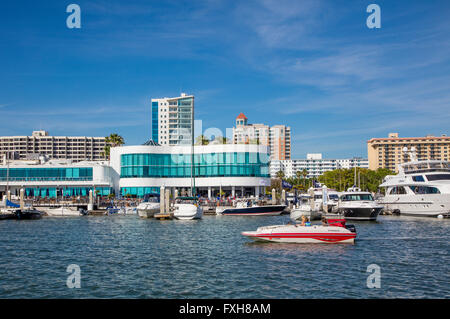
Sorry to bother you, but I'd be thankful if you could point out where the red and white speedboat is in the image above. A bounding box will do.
[242,219,356,244]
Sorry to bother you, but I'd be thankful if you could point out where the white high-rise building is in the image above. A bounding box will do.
[270,153,369,178]
[151,93,194,146]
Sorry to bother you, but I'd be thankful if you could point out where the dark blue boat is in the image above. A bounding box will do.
[219,204,286,216]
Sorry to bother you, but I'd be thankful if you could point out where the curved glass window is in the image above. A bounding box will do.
[120,152,270,178]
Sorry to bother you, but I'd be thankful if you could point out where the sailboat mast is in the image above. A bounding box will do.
[6,153,9,197]
[190,96,195,197]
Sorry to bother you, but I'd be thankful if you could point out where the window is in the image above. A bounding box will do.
[426,174,450,181]
[341,194,374,201]
[389,186,407,195]
[412,175,425,182]
[409,186,440,194]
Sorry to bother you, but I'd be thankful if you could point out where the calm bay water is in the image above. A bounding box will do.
[0,214,448,298]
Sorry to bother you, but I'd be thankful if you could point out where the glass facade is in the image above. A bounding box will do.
[0,167,93,181]
[120,152,270,178]
[21,187,111,198]
[120,187,160,197]
[152,101,159,143]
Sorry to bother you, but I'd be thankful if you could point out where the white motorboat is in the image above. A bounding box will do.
[290,195,322,221]
[137,193,160,218]
[337,187,383,221]
[173,197,203,220]
[45,206,83,217]
[379,147,450,218]
[242,218,356,244]
[216,199,286,216]
[305,186,340,213]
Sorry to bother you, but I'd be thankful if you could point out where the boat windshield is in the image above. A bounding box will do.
[175,197,197,204]
[340,194,374,201]
[143,194,159,203]
[328,194,339,201]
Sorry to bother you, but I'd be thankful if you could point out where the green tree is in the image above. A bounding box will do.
[103,133,125,159]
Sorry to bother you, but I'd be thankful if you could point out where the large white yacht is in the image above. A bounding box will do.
[379,147,450,218]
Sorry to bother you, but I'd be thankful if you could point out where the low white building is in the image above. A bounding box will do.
[270,153,369,179]
[110,143,271,198]
[0,158,115,199]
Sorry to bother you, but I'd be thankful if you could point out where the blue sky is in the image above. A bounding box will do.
[0,0,449,159]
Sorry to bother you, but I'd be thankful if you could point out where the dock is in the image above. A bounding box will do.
[154,212,174,220]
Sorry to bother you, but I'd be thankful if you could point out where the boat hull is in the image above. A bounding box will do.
[46,207,81,217]
[14,210,43,220]
[339,207,383,221]
[242,224,356,244]
[381,198,450,217]
[173,204,203,220]
[220,205,286,216]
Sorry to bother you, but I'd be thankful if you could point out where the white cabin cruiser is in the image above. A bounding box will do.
[173,197,203,220]
[45,206,84,217]
[337,187,383,221]
[379,147,450,218]
[137,193,160,218]
[242,218,356,244]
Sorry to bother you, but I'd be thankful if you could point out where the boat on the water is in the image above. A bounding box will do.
[45,206,84,217]
[216,199,286,216]
[242,218,356,244]
[290,195,322,221]
[137,193,160,218]
[14,208,43,220]
[173,196,203,220]
[337,187,383,221]
[379,147,450,218]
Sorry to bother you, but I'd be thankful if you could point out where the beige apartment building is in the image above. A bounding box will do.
[367,133,450,172]
[0,130,108,164]
[232,113,291,160]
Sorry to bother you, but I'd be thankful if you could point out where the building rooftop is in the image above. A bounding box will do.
[236,113,248,120]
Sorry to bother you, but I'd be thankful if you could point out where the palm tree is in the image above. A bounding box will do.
[213,136,229,144]
[295,170,302,186]
[195,135,209,145]
[301,169,308,187]
[103,133,125,159]
[276,170,285,180]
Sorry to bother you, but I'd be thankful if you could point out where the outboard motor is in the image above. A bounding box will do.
[345,224,357,233]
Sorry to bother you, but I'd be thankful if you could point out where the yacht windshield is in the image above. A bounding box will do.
[328,194,339,201]
[341,194,374,201]
[143,194,159,202]
[426,174,450,181]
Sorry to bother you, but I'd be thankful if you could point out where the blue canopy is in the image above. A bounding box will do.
[6,199,20,208]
